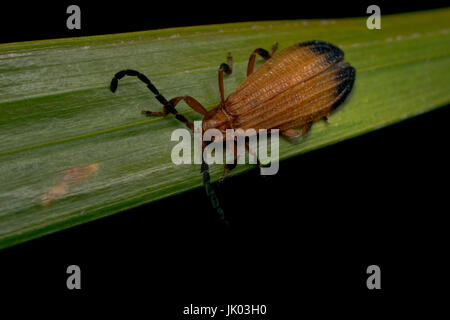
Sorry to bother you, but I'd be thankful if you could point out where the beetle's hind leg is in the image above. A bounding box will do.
[244,141,266,175]
[301,122,313,137]
[247,42,278,76]
[281,129,301,139]
[281,122,313,140]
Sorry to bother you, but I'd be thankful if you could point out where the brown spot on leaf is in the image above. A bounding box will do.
[41,184,68,206]
[42,163,99,206]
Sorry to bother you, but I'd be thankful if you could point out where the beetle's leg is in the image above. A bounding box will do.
[301,122,313,137]
[220,140,265,183]
[281,129,301,139]
[221,139,261,181]
[141,96,207,131]
[218,52,233,104]
[221,52,233,74]
[270,42,279,56]
[141,96,207,130]
[142,95,207,117]
[244,140,260,165]
[244,141,263,170]
[246,42,278,76]
[140,96,208,116]
[220,163,238,183]
[281,123,312,140]
[220,140,238,183]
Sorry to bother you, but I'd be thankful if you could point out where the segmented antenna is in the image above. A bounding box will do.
[201,161,229,226]
[110,69,177,114]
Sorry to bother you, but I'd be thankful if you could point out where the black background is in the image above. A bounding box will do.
[1,1,449,43]
[1,0,448,315]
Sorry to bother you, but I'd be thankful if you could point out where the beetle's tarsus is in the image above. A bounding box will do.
[301,122,313,137]
[219,53,234,102]
[219,168,229,184]
[226,52,233,75]
[270,42,279,56]
[219,52,233,75]
[141,110,166,117]
[281,129,301,138]
[247,43,278,76]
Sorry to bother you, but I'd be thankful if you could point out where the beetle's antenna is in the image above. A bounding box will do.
[110,69,196,128]
[201,160,229,226]
[110,69,172,109]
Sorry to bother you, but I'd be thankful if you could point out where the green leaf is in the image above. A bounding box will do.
[1,9,450,249]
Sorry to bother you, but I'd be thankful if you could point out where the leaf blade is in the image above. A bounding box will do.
[1,8,450,248]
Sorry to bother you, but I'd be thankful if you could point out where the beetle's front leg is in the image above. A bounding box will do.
[218,52,233,103]
[246,42,278,76]
[142,95,208,131]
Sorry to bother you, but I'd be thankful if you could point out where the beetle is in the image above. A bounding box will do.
[110,40,355,222]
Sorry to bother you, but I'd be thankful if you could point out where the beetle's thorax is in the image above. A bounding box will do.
[202,103,234,134]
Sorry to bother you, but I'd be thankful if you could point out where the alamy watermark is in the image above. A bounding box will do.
[366,265,381,290]
[66,5,81,30]
[171,121,280,175]
[366,5,381,30]
[66,265,81,290]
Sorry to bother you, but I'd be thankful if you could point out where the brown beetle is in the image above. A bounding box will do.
[110,40,355,221]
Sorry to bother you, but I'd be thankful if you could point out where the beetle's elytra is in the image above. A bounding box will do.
[110,40,355,221]
[202,40,355,139]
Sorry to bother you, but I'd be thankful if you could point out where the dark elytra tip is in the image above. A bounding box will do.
[297,40,344,64]
[336,65,356,92]
[333,65,356,109]
[336,63,356,80]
